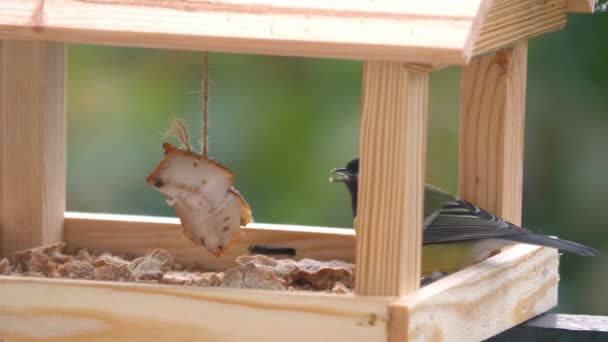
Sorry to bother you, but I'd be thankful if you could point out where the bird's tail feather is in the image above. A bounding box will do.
[505,233,599,256]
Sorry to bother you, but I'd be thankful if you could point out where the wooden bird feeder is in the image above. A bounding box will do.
[0,0,603,341]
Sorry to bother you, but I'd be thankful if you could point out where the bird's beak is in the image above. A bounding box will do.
[329,168,351,183]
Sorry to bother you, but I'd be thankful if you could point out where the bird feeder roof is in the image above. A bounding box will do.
[0,0,576,65]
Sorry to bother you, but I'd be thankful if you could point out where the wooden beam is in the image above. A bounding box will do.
[0,275,391,341]
[0,0,492,65]
[388,244,559,341]
[568,0,597,13]
[0,0,571,65]
[489,313,608,341]
[64,212,355,271]
[451,39,563,341]
[473,0,568,57]
[355,62,428,297]
[0,40,66,260]
[460,40,528,224]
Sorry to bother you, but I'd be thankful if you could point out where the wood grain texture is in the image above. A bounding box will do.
[460,41,528,225]
[473,0,567,57]
[388,244,559,342]
[0,0,570,64]
[0,0,491,65]
[64,212,355,271]
[0,40,66,259]
[356,62,428,297]
[568,0,597,13]
[0,275,391,341]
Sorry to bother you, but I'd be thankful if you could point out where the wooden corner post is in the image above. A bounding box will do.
[355,62,428,297]
[459,39,558,334]
[459,41,528,225]
[0,40,67,259]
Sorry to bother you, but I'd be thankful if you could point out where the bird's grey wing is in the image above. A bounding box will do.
[423,194,524,245]
[422,195,600,256]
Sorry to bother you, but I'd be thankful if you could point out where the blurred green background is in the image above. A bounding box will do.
[66,14,608,315]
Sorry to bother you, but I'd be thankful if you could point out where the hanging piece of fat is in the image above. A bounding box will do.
[146,143,253,257]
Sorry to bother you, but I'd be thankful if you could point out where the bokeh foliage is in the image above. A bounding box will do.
[67,14,608,315]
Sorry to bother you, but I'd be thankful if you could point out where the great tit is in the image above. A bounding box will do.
[330,157,599,277]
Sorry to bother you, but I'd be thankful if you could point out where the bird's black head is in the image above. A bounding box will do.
[330,157,359,217]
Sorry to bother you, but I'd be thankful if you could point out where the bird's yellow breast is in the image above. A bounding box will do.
[421,240,507,277]
[353,218,508,278]
[421,242,476,276]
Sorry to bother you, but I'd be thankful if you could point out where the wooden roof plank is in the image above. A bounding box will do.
[473,0,568,57]
[0,0,489,64]
[0,0,573,65]
[568,0,597,13]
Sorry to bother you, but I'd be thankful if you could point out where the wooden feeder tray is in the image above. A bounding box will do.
[0,0,600,341]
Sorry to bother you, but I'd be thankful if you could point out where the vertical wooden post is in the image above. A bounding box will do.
[0,40,67,259]
[355,62,428,297]
[459,41,527,225]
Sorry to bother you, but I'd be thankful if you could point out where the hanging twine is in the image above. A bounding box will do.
[201,52,210,158]
[163,53,211,154]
